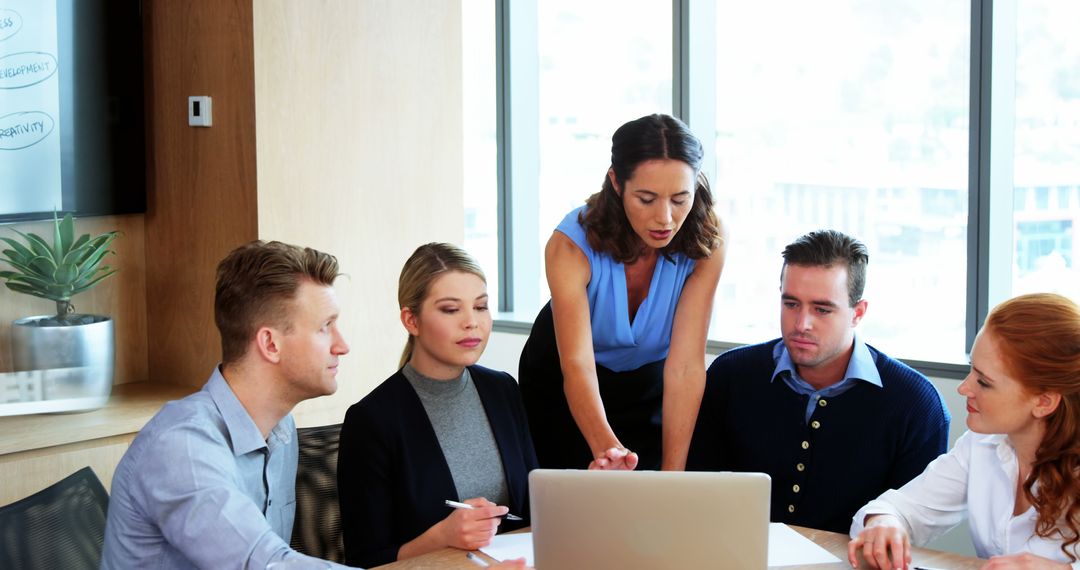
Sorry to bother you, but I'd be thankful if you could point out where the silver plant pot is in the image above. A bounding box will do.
[10,315,114,411]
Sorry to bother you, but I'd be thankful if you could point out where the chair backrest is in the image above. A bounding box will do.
[0,466,110,570]
[290,423,344,562]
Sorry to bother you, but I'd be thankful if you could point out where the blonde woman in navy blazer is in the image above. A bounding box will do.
[337,243,537,569]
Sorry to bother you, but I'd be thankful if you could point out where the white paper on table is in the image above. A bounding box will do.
[768,523,843,566]
[480,532,534,566]
[481,525,840,567]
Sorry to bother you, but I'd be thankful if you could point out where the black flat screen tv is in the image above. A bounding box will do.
[0,0,145,223]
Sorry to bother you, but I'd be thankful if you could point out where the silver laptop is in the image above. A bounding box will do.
[529,469,771,570]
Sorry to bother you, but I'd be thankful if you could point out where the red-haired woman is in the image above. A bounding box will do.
[848,293,1080,569]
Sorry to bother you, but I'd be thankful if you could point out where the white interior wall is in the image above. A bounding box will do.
[253,0,465,426]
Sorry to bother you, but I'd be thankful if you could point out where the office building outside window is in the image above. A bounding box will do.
[1009,1,1080,301]
[710,0,970,363]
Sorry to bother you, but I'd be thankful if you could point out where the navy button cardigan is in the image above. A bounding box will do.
[687,339,950,533]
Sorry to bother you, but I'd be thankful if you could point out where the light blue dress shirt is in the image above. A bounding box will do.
[101,368,347,569]
[771,335,883,423]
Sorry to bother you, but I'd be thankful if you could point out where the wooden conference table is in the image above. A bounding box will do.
[372,525,985,569]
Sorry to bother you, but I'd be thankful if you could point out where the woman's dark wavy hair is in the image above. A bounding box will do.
[581,114,721,263]
[985,293,1080,562]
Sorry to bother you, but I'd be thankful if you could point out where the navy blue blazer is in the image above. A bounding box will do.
[337,365,538,568]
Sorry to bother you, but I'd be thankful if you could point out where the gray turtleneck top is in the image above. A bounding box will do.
[402,364,509,505]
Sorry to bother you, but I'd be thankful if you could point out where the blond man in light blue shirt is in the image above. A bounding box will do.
[102,240,351,569]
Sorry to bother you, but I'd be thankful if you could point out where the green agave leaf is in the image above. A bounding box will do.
[0,238,35,262]
[77,248,114,275]
[52,262,78,285]
[0,273,50,290]
[74,264,114,286]
[71,268,118,295]
[85,232,119,250]
[0,258,48,279]
[4,282,55,301]
[52,212,63,259]
[69,234,90,254]
[58,213,75,255]
[1,249,29,265]
[11,229,53,260]
[5,282,38,294]
[73,234,117,265]
[29,232,58,258]
[4,272,55,289]
[30,255,57,275]
[62,243,98,266]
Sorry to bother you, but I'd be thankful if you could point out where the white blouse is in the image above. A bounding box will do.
[850,431,1080,568]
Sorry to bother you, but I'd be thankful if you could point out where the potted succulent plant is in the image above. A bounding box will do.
[0,212,119,411]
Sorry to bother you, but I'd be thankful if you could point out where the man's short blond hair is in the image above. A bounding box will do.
[214,240,339,364]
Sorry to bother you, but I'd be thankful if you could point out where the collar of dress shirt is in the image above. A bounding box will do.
[986,433,1018,473]
[206,366,292,456]
[770,334,883,390]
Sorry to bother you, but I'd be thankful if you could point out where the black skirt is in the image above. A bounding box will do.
[518,302,664,470]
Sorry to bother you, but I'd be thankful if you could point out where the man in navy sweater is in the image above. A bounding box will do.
[687,229,949,533]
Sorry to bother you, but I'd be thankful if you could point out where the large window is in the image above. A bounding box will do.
[711,0,970,363]
[474,0,673,316]
[463,0,500,303]
[533,0,673,307]
[1009,0,1080,301]
[470,0,1080,367]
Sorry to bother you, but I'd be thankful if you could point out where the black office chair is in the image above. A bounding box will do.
[290,423,345,562]
[0,466,110,570]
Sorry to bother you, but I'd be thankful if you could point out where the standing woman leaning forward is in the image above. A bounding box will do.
[848,293,1080,570]
[519,114,727,471]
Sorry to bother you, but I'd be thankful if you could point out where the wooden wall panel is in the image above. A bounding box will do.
[143,0,258,388]
[0,434,134,505]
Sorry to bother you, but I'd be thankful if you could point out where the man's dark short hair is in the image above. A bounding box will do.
[781,230,868,307]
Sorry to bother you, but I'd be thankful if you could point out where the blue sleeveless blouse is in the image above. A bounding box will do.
[555,206,697,372]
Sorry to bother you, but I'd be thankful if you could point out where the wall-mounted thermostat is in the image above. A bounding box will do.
[188,96,212,127]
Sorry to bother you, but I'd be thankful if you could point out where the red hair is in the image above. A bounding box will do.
[984,293,1080,561]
